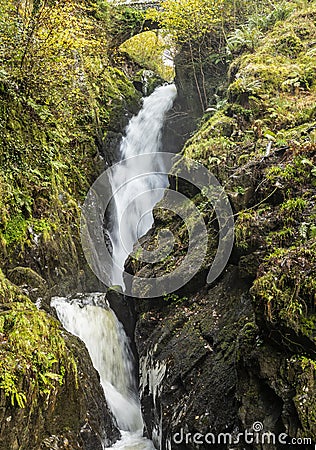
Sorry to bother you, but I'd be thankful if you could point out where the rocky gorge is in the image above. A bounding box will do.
[0,0,315,449]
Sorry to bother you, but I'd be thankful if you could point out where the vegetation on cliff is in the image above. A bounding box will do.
[0,0,141,446]
[127,0,316,446]
[0,269,72,408]
[183,0,316,346]
[185,0,316,441]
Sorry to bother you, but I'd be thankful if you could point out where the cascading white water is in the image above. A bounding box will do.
[52,85,176,449]
[52,294,155,449]
[109,84,177,287]
[52,294,142,432]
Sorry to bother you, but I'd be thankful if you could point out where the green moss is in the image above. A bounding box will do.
[184,4,316,185]
[120,32,175,81]
[280,197,307,214]
[184,111,237,168]
[0,270,76,408]
[265,156,316,193]
[163,293,188,305]
[276,32,304,58]
[235,211,257,250]
[266,226,295,248]
[251,242,316,337]
[3,214,28,246]
[106,4,146,49]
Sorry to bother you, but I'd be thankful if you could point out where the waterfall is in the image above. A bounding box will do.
[109,84,177,287]
[52,294,142,432]
[52,294,156,448]
[52,84,177,449]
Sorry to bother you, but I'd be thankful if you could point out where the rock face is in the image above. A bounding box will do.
[160,42,228,157]
[132,259,302,450]
[132,232,315,449]
[160,53,204,156]
[128,5,316,448]
[135,267,251,450]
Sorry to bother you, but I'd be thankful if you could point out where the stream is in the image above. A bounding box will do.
[52,84,177,449]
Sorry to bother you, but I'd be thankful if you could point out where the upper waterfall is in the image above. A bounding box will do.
[109,84,177,287]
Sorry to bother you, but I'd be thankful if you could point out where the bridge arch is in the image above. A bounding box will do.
[108,2,161,51]
[119,29,174,82]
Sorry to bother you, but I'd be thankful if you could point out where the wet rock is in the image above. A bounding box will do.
[107,287,136,344]
[134,266,252,449]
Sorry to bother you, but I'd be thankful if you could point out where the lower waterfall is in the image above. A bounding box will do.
[52,294,155,449]
[52,84,177,449]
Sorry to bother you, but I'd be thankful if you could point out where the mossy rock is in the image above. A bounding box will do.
[251,242,316,347]
[288,356,316,439]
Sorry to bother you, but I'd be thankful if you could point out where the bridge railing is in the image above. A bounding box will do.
[113,0,162,10]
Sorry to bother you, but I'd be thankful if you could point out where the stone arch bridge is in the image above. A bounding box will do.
[114,0,162,10]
